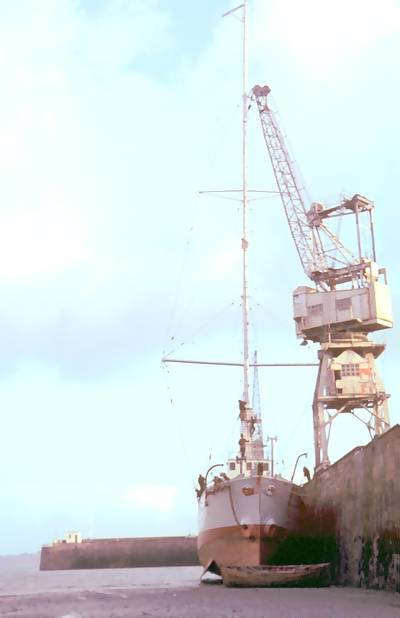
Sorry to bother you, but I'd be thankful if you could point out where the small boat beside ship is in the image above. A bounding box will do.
[220,563,331,588]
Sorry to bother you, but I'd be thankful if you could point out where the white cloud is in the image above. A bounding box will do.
[255,0,400,72]
[0,205,90,279]
[78,1,171,69]
[124,484,178,513]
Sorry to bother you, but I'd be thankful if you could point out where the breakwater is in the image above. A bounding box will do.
[40,535,199,570]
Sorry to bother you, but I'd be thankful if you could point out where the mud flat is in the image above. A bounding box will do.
[0,558,400,617]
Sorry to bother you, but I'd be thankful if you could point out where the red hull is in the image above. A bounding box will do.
[198,524,286,572]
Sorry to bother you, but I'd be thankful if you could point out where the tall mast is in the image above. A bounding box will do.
[221,2,250,403]
[241,0,250,403]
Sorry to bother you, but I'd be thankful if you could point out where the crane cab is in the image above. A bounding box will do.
[293,266,393,342]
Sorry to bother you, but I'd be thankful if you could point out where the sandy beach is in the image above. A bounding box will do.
[0,554,400,617]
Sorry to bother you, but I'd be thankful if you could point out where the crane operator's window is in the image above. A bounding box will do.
[336,297,352,311]
[308,303,323,315]
[341,363,360,377]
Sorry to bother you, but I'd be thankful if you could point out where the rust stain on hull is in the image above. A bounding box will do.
[197,524,287,572]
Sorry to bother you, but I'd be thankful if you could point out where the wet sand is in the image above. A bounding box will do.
[1,555,400,617]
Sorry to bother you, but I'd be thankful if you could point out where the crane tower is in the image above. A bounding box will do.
[252,84,393,472]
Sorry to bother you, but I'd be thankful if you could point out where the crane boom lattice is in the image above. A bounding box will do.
[251,85,373,289]
[251,83,393,471]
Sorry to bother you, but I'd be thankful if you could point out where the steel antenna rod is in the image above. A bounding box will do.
[241,0,250,405]
[222,2,249,404]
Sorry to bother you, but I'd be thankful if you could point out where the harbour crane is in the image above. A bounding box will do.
[251,84,393,471]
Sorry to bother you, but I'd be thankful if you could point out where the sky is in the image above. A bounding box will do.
[0,0,399,554]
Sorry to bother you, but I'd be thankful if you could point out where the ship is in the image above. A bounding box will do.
[192,1,304,576]
[197,397,304,574]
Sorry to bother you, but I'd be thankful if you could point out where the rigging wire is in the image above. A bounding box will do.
[222,415,241,461]
[161,361,197,489]
[163,300,239,359]
[278,402,312,470]
[163,351,245,476]
[205,400,242,469]
[163,215,197,355]
[162,359,237,481]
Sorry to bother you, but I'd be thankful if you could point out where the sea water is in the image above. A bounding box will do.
[0,553,202,596]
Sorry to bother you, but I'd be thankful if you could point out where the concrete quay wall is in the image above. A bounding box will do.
[40,535,199,571]
[303,424,400,591]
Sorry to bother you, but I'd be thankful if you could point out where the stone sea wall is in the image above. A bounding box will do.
[302,424,400,591]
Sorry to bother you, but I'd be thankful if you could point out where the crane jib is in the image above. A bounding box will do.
[251,84,374,288]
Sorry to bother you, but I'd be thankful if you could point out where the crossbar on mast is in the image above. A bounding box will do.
[222,4,244,18]
[162,358,318,367]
